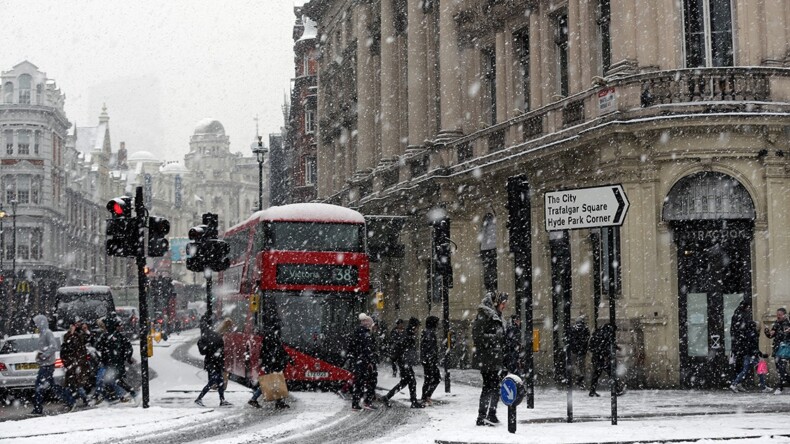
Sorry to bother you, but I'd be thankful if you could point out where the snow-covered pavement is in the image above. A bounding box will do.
[3,331,790,443]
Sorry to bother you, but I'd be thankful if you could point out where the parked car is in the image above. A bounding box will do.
[0,332,66,397]
[116,306,140,339]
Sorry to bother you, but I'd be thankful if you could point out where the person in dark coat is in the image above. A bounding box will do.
[94,314,137,404]
[472,292,507,426]
[195,314,230,407]
[569,315,591,388]
[504,314,524,378]
[588,323,623,397]
[61,320,92,406]
[383,317,424,408]
[421,316,440,405]
[248,320,293,409]
[730,319,760,392]
[765,307,790,393]
[730,300,752,367]
[388,319,404,377]
[348,313,378,410]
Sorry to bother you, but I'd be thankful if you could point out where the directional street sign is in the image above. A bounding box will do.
[501,377,518,406]
[545,184,630,231]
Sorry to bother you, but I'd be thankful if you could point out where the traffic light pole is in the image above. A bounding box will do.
[134,186,151,409]
[205,271,213,320]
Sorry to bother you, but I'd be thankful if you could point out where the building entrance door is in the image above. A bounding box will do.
[674,220,753,388]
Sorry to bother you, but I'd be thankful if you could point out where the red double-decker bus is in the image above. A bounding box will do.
[218,203,369,387]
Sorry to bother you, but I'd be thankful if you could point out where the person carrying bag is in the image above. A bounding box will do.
[249,322,293,409]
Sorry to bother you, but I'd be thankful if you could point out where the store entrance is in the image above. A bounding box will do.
[663,171,756,389]
[673,220,753,388]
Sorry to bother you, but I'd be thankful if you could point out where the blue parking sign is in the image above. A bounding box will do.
[501,377,518,406]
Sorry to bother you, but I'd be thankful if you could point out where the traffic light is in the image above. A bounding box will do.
[148,216,170,257]
[431,217,453,287]
[185,213,230,273]
[186,224,207,272]
[105,196,139,257]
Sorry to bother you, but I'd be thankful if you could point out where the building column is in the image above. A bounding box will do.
[355,3,376,176]
[608,0,638,76]
[378,0,400,167]
[436,0,463,141]
[407,0,429,150]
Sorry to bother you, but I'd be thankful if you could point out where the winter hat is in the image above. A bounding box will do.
[359,313,374,327]
[425,316,439,329]
[494,292,509,305]
[407,317,421,329]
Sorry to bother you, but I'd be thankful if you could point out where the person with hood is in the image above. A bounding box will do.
[61,320,92,406]
[248,319,293,409]
[730,319,760,392]
[569,315,591,388]
[504,314,524,378]
[94,313,137,404]
[347,313,378,410]
[31,314,76,415]
[383,317,424,408]
[421,315,440,405]
[195,314,231,407]
[472,292,507,426]
[588,322,624,397]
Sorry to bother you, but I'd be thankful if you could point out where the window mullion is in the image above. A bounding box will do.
[703,0,713,67]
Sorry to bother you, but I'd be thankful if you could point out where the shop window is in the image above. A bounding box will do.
[684,0,733,67]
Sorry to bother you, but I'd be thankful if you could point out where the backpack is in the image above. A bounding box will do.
[197,336,208,356]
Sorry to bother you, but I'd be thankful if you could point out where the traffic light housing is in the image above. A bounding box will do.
[105,196,139,257]
[431,217,453,287]
[148,216,170,257]
[185,214,230,272]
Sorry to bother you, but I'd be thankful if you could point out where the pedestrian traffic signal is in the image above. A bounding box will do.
[186,224,208,272]
[431,217,453,284]
[106,196,139,257]
[148,216,170,257]
[204,239,230,272]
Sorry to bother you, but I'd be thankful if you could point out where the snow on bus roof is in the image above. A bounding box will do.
[56,285,112,294]
[227,203,365,233]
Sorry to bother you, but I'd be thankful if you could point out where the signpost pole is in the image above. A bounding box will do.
[134,186,151,409]
[608,226,619,426]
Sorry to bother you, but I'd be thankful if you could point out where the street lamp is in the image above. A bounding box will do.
[252,136,268,212]
[10,199,16,290]
[0,203,5,274]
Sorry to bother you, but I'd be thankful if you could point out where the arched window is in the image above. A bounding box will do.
[17,130,30,155]
[3,82,13,104]
[18,74,31,104]
[36,84,43,104]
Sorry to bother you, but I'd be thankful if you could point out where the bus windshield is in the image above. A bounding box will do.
[264,222,364,252]
[55,292,114,328]
[266,291,358,366]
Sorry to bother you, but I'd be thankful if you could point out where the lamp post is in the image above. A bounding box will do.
[0,203,5,275]
[252,136,268,211]
[11,199,16,289]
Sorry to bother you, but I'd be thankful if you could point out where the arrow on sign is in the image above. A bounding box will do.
[544,184,630,231]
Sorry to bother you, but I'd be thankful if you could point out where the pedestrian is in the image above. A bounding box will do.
[348,313,378,411]
[421,315,440,405]
[757,353,772,393]
[588,322,624,397]
[61,320,92,406]
[731,300,752,368]
[764,307,790,394]
[94,313,137,404]
[388,319,404,377]
[195,314,231,407]
[30,314,76,415]
[504,314,524,378]
[730,319,760,392]
[383,317,424,408]
[472,291,508,426]
[248,320,292,409]
[569,315,591,388]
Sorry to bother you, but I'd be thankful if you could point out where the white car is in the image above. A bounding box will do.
[0,331,66,392]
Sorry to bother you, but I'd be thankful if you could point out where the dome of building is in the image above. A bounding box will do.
[194,118,225,136]
[160,161,188,174]
[128,150,158,162]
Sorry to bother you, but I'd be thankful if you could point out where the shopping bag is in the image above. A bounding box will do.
[777,342,790,359]
[259,371,289,401]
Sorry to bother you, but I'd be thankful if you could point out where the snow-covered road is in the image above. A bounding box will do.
[2,329,790,444]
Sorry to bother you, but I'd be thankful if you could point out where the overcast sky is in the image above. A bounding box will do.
[2,0,300,161]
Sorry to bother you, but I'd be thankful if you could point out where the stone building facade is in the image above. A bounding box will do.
[304,0,790,387]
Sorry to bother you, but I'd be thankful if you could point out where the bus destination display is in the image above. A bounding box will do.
[276,264,359,286]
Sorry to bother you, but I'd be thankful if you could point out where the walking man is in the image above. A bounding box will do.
[569,315,591,388]
[421,316,440,405]
[588,323,624,397]
[61,320,92,406]
[30,314,76,415]
[95,314,137,403]
[383,317,424,408]
[249,320,293,409]
[730,319,760,392]
[195,314,231,407]
[765,307,790,394]
[473,292,508,426]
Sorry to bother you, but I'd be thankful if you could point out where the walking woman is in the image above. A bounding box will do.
[383,317,424,408]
